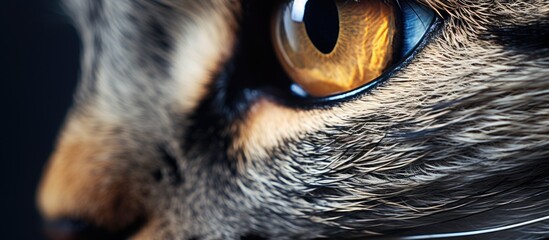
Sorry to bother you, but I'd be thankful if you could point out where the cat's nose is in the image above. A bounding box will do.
[37,118,146,239]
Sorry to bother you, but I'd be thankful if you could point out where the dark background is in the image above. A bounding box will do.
[3,0,80,239]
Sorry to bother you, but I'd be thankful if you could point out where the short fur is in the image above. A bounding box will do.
[38,0,549,239]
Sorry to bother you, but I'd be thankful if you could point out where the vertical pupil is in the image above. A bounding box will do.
[303,0,339,54]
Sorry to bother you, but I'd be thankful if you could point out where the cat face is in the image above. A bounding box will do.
[38,0,549,239]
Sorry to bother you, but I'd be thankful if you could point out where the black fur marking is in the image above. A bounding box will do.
[183,102,238,172]
[149,19,171,53]
[183,99,239,173]
[159,146,184,185]
[483,20,549,54]
[240,234,267,240]
[132,1,175,76]
[152,169,163,182]
[142,17,172,73]
[150,0,174,10]
[87,0,104,24]
[182,0,288,170]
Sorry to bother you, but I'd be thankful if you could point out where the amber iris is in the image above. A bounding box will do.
[272,0,398,97]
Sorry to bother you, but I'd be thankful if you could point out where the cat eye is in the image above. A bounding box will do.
[272,0,437,98]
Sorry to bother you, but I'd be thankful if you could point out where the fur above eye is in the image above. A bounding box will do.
[272,0,436,98]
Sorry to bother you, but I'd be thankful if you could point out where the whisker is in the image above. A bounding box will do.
[399,215,549,240]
